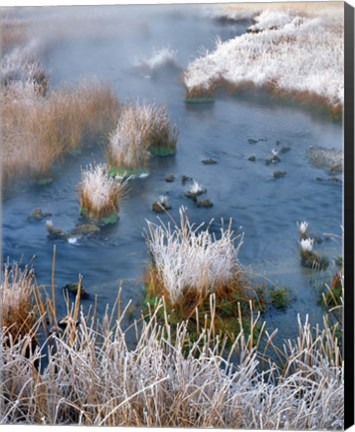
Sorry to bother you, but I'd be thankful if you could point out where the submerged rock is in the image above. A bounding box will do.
[201,158,217,165]
[181,175,192,185]
[248,155,256,162]
[62,282,89,299]
[46,223,70,240]
[195,198,213,208]
[279,146,291,154]
[247,138,258,144]
[152,200,171,213]
[273,170,287,179]
[29,208,52,221]
[71,224,101,236]
[265,154,281,165]
[165,173,175,182]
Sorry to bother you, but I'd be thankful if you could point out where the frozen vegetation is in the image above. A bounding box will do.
[134,47,179,74]
[145,207,243,306]
[0,262,344,428]
[79,163,128,220]
[185,5,343,112]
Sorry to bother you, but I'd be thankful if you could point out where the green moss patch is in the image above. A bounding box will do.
[150,146,176,156]
[36,177,54,186]
[80,207,118,226]
[269,287,289,309]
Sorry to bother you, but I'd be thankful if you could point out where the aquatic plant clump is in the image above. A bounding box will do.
[79,163,128,221]
[0,264,37,341]
[145,207,244,309]
[134,47,179,75]
[108,101,178,174]
[184,6,343,114]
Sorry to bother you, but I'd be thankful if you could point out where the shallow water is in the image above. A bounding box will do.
[3,4,343,345]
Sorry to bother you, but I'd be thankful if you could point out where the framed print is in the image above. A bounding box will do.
[1,0,354,428]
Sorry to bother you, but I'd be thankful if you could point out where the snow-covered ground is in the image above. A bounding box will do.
[185,4,343,110]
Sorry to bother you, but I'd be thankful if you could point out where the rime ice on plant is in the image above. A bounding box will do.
[79,163,128,222]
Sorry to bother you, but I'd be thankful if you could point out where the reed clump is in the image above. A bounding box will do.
[2,80,120,184]
[0,263,37,342]
[144,207,266,336]
[107,101,178,176]
[79,163,128,221]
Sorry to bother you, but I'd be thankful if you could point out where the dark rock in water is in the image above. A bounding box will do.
[196,198,213,208]
[46,224,69,240]
[279,146,291,154]
[71,224,101,236]
[248,155,256,162]
[201,158,217,165]
[247,138,258,144]
[301,250,329,270]
[29,208,52,221]
[273,170,287,179]
[152,200,171,213]
[265,154,281,165]
[62,282,89,299]
[181,175,192,185]
[165,173,175,182]
[276,140,281,146]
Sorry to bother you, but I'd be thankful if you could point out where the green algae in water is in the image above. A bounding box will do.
[36,177,54,186]
[80,206,118,226]
[150,146,176,156]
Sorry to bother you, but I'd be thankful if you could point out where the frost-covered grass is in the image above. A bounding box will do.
[145,207,244,311]
[185,5,343,114]
[0,279,343,428]
[2,80,120,183]
[134,47,179,75]
[108,101,178,171]
[0,263,37,342]
[79,163,128,220]
[185,180,206,199]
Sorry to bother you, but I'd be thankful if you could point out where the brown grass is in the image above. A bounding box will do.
[0,263,37,342]
[186,77,342,120]
[0,19,27,52]
[1,81,120,185]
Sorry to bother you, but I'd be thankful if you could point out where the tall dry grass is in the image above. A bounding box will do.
[0,18,28,53]
[0,263,37,342]
[1,80,120,184]
[108,101,178,172]
[0,278,343,428]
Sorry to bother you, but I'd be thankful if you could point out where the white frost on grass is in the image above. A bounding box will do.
[184,7,343,107]
[300,238,314,252]
[145,206,243,305]
[108,101,177,169]
[134,47,179,73]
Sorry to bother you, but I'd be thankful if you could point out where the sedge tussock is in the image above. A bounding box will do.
[79,163,128,220]
[1,80,120,184]
[108,101,178,170]
[184,6,343,114]
[0,263,37,341]
[0,282,343,428]
[145,206,244,312]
